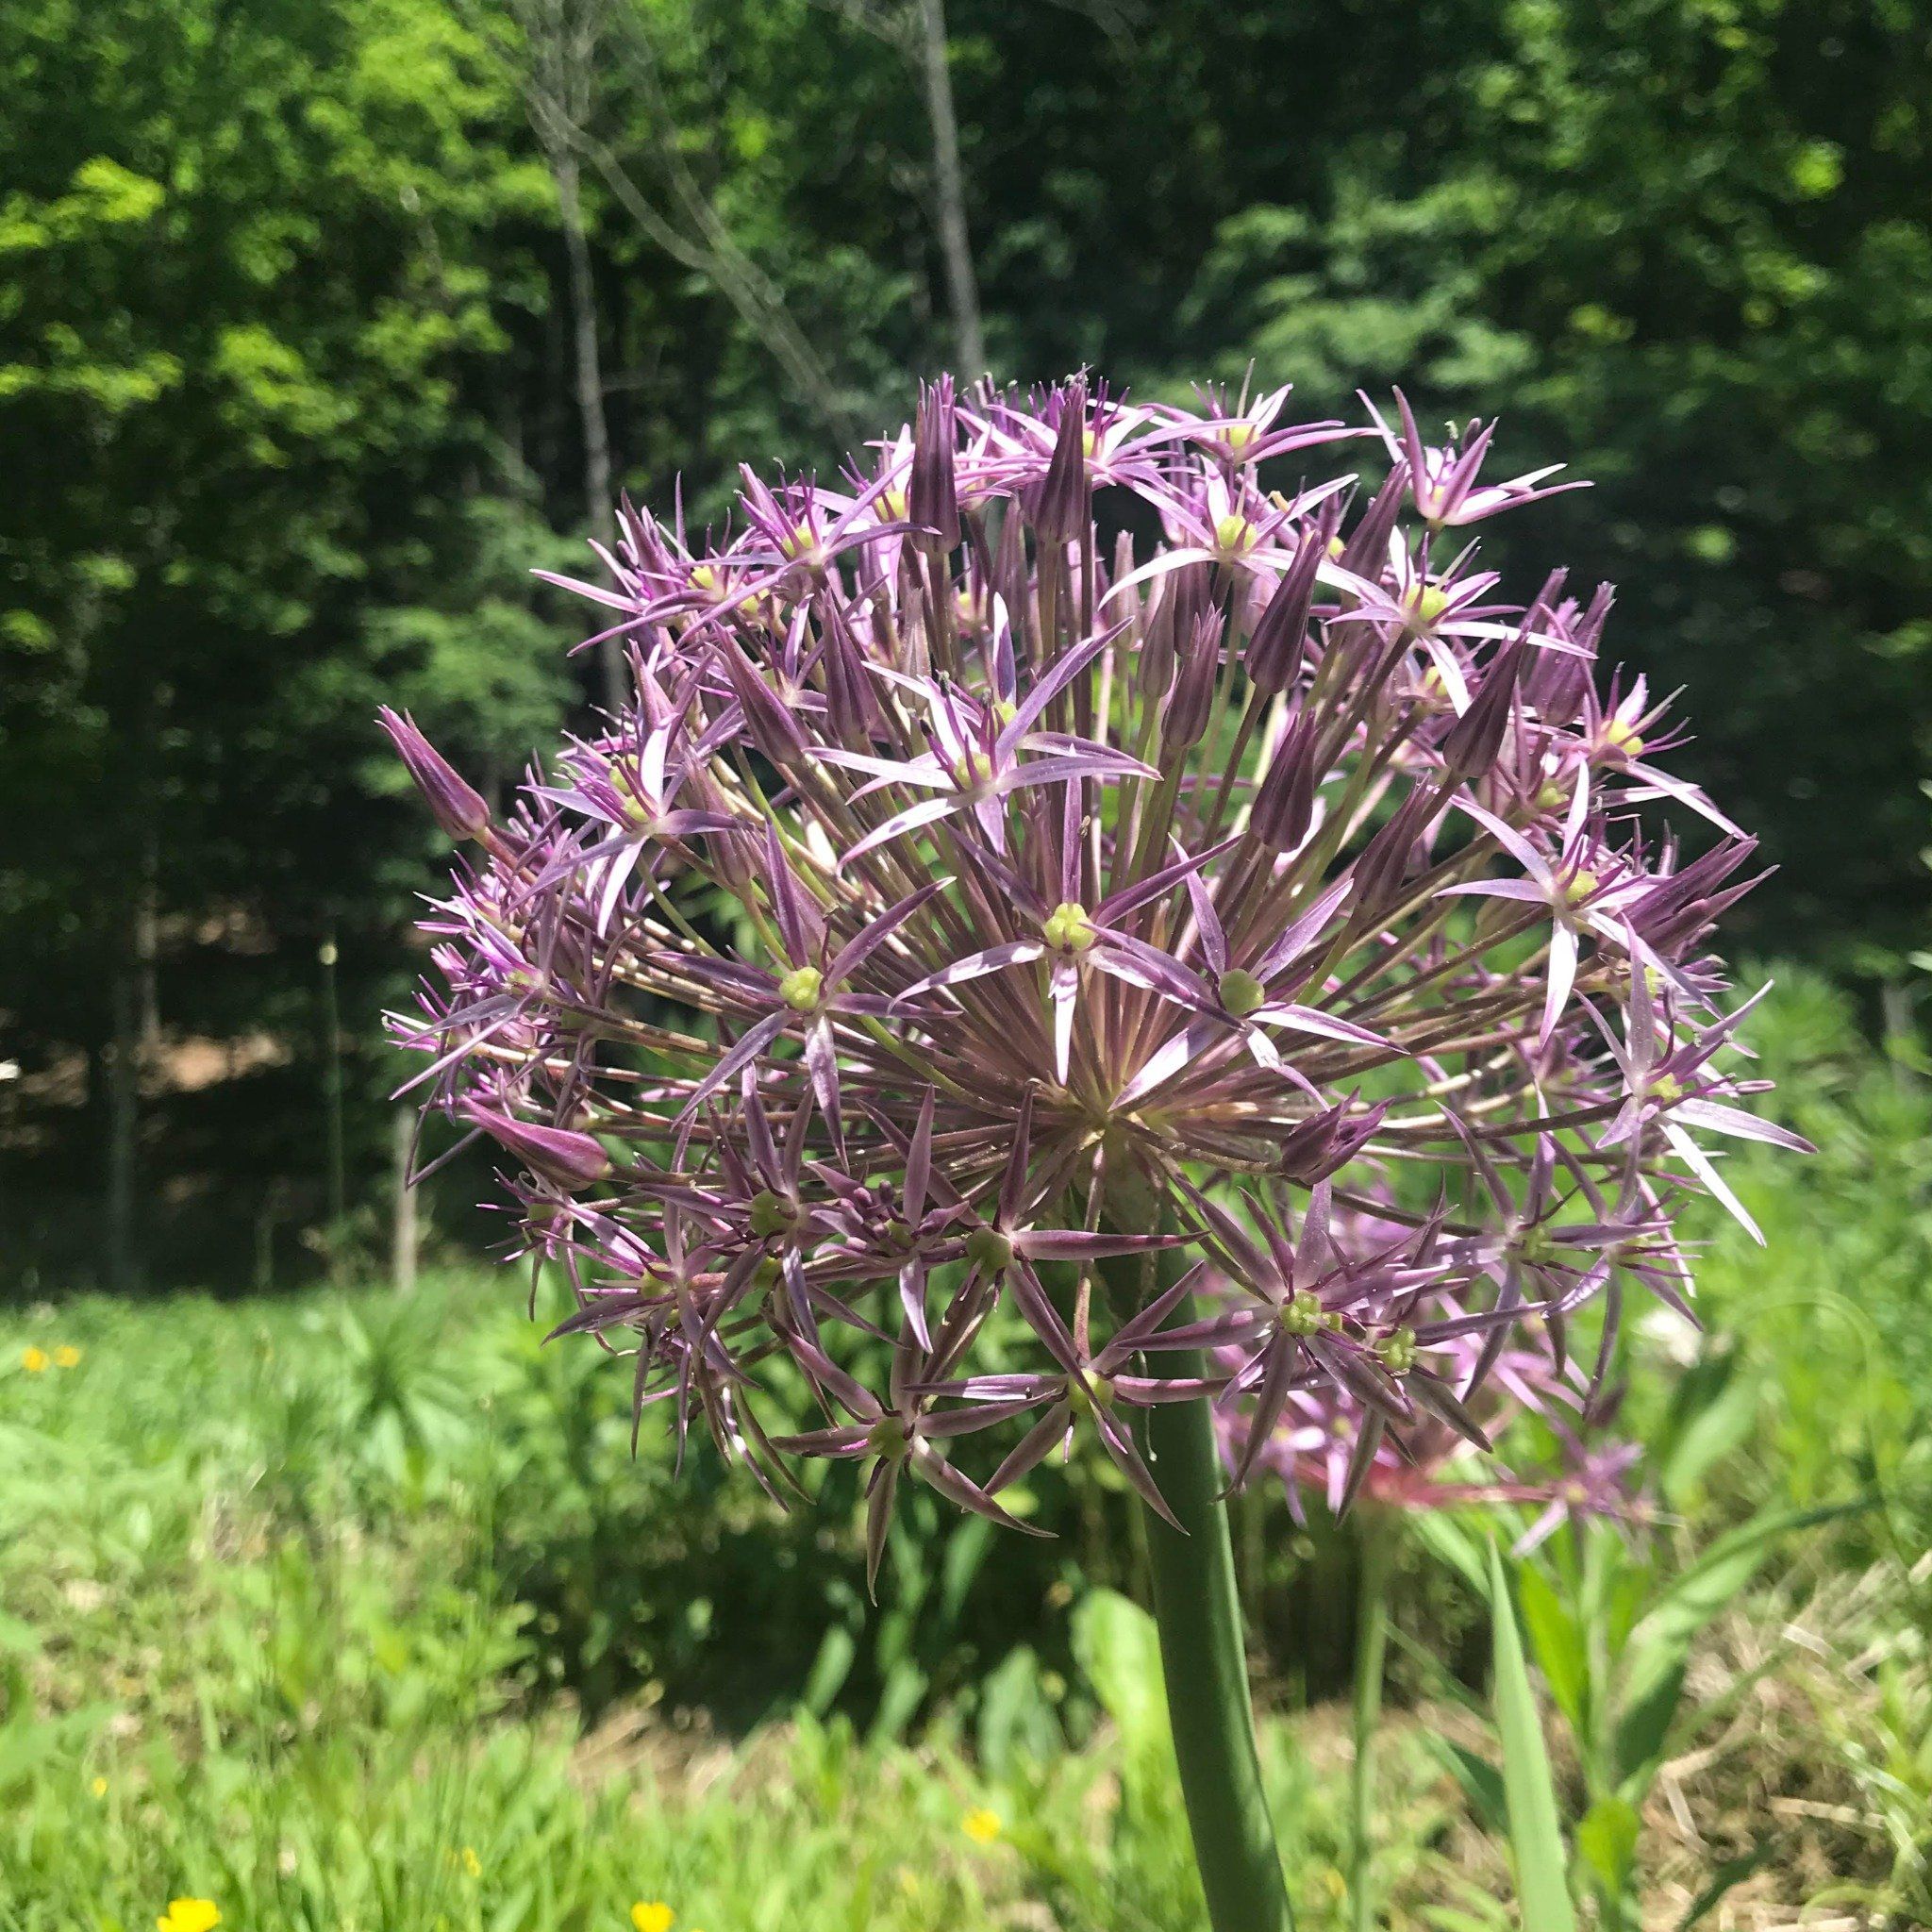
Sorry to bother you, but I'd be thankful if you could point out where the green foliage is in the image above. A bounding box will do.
[0,0,577,1288]
[5,0,1929,1286]
[1149,0,1932,966]
[1404,1483,1875,1927]
[1680,967,1932,1545]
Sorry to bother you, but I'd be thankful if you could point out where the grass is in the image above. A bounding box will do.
[0,1274,1445,1932]
[2,967,1927,1930]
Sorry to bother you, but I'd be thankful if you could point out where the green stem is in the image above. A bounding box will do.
[1104,1250,1293,1932]
[1350,1510,1394,1932]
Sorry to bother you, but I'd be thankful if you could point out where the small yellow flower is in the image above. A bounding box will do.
[21,1346,48,1374]
[460,1847,482,1878]
[54,1344,81,1369]
[157,1901,221,1932]
[962,1807,1002,1845]
[631,1905,675,1932]
[92,1774,108,1799]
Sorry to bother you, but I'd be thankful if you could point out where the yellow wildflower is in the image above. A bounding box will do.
[461,1847,482,1878]
[92,1775,108,1798]
[157,1901,221,1932]
[962,1807,1002,1845]
[54,1344,81,1369]
[631,1906,674,1932]
[21,1346,48,1374]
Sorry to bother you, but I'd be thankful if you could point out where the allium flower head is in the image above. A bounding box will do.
[389,375,1801,1589]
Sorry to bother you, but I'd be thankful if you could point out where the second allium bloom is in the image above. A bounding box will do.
[389,376,1802,1584]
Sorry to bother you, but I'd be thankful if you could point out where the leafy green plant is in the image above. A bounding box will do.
[1413,1474,1866,1927]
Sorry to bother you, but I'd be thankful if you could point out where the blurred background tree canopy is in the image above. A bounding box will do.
[3,0,1927,1293]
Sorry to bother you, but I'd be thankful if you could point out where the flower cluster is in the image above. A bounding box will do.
[386,375,1803,1587]
[1208,1196,1642,1549]
[19,1342,81,1374]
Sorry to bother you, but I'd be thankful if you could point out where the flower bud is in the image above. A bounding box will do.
[1339,464,1408,580]
[1164,609,1224,751]
[379,708,491,842]
[820,598,883,742]
[1277,1097,1390,1184]
[1440,639,1525,782]
[909,376,960,553]
[462,1103,612,1187]
[1250,710,1320,852]
[1244,506,1336,695]
[1353,783,1438,908]
[1032,377,1088,544]
[715,641,808,764]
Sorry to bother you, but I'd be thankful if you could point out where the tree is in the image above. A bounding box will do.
[0,0,568,1286]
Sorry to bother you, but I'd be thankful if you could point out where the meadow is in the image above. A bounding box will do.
[4,968,1928,1932]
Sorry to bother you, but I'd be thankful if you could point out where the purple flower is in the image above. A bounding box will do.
[1365,390,1589,528]
[386,377,1791,1580]
[1213,1196,1644,1541]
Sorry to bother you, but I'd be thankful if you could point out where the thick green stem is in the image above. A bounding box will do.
[1350,1510,1394,1932]
[1141,1377,1295,1932]
[1100,1237,1294,1932]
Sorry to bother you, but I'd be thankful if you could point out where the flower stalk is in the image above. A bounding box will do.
[1134,1275,1297,1931]
[1349,1510,1394,1932]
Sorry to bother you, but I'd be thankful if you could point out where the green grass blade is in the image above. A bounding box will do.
[1487,1541,1575,1932]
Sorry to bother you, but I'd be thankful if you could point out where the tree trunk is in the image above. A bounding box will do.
[914,0,986,377]
[320,928,346,1274]
[106,712,158,1297]
[553,145,625,714]
[135,816,160,1051]
[105,964,141,1295]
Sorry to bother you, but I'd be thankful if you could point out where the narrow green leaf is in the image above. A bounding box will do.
[1488,1541,1576,1932]
[1611,1657,1686,1792]
[1409,1509,1489,1596]
[870,1656,928,1742]
[1425,1867,1518,1931]
[1422,1735,1509,1835]
[800,1622,856,1716]
[1388,1623,1487,1718]
[939,1511,995,1623]
[1657,1362,1759,1505]
[1575,1794,1640,1897]
[1422,1908,1511,1932]
[1515,1563,1589,1738]
[1070,1587,1171,1760]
